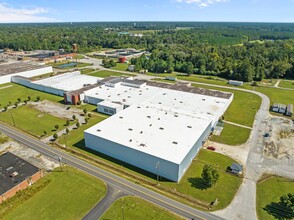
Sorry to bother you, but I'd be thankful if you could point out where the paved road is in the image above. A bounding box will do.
[0,124,223,220]
[83,184,127,220]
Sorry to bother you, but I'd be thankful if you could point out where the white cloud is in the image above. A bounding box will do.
[0,3,59,23]
[176,0,229,8]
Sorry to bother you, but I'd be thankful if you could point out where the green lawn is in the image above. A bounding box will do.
[112,63,129,71]
[162,150,242,211]
[279,80,294,89]
[100,196,184,220]
[193,84,261,127]
[211,123,251,145]
[0,83,63,107]
[1,167,106,220]
[0,106,67,137]
[80,68,94,74]
[58,114,106,148]
[89,70,133,78]
[256,176,294,220]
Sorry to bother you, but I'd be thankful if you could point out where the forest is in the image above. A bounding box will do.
[0,22,294,81]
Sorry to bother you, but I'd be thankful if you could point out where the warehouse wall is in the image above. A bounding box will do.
[178,121,212,180]
[0,66,53,85]
[84,132,180,182]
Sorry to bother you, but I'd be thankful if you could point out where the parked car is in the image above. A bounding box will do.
[207,146,216,151]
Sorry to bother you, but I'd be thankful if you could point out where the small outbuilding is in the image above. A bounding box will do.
[279,104,287,114]
[271,103,280,113]
[286,104,293,117]
[228,80,244,86]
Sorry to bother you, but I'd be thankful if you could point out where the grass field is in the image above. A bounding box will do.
[279,80,294,89]
[100,196,184,220]
[80,68,94,74]
[58,114,106,148]
[193,84,261,127]
[162,150,242,211]
[0,83,63,107]
[89,70,133,78]
[211,123,251,145]
[112,63,129,71]
[1,167,106,220]
[256,176,294,220]
[0,106,67,137]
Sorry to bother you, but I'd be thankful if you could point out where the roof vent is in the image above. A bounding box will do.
[139,143,145,147]
[174,115,178,117]
[187,126,192,128]
[159,127,164,130]
[147,116,151,118]
[158,118,160,120]
[140,131,143,134]
[172,141,178,145]
[129,139,132,142]
[119,116,123,119]
[128,128,133,131]
[149,124,152,127]
[202,99,206,101]
[97,129,101,132]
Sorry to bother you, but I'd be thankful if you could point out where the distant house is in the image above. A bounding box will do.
[228,80,244,86]
[286,104,293,117]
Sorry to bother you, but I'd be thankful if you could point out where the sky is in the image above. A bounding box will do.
[0,0,293,23]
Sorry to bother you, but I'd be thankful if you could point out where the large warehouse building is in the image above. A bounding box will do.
[84,79,233,182]
[0,62,53,84]
[12,71,102,104]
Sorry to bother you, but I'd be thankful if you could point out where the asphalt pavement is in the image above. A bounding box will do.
[0,124,223,220]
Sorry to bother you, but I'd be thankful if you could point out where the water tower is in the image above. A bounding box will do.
[72,44,78,53]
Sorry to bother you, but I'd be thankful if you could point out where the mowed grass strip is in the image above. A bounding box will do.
[256,176,294,220]
[100,196,184,220]
[0,83,63,107]
[0,106,66,137]
[279,80,294,89]
[1,167,106,220]
[112,63,129,71]
[162,150,242,211]
[211,123,251,145]
[89,70,133,78]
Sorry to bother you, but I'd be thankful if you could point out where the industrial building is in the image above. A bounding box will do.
[286,104,293,117]
[228,80,244,86]
[0,152,43,203]
[94,48,145,60]
[12,71,102,104]
[0,62,53,85]
[84,79,233,182]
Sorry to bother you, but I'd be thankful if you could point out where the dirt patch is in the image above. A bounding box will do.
[264,117,294,160]
[29,100,84,120]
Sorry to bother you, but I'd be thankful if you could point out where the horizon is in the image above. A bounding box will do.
[0,0,294,23]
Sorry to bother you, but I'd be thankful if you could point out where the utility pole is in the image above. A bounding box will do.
[58,156,63,171]
[64,133,67,148]
[156,161,160,185]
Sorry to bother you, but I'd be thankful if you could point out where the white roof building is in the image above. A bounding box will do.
[84,80,233,182]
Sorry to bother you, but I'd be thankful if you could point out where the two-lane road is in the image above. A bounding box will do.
[0,124,223,220]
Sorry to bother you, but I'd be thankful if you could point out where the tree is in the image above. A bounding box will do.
[3,106,8,111]
[54,125,59,130]
[24,100,28,105]
[72,115,76,120]
[85,118,88,124]
[14,102,18,108]
[83,108,88,115]
[76,122,80,128]
[36,96,41,102]
[53,133,58,139]
[27,96,31,101]
[17,98,22,102]
[43,130,47,136]
[201,164,219,187]
[87,113,92,118]
[280,193,294,214]
[65,119,70,126]
[65,128,69,134]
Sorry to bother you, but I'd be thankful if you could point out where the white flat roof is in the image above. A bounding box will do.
[34,71,102,92]
[85,87,232,164]
[98,100,123,109]
[84,83,162,106]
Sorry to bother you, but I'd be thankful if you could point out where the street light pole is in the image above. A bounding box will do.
[9,111,16,127]
[156,161,160,185]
